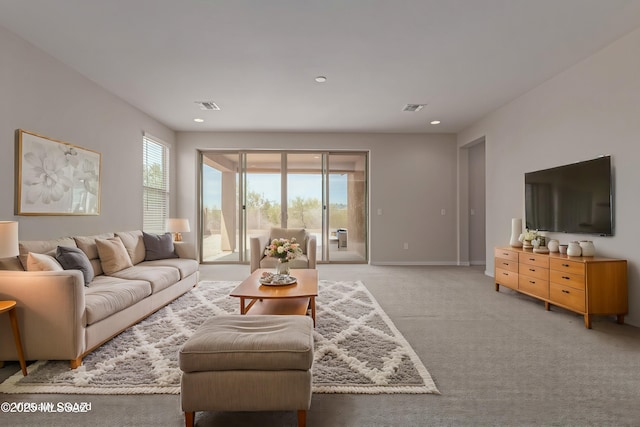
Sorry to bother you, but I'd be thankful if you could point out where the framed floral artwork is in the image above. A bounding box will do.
[16,129,101,215]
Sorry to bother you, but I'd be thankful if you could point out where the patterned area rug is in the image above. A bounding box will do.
[0,280,439,395]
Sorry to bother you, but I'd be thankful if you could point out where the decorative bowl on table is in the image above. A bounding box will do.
[259,272,297,286]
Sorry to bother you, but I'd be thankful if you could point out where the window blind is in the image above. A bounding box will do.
[143,134,169,234]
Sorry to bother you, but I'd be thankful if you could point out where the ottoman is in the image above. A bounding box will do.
[179,315,314,427]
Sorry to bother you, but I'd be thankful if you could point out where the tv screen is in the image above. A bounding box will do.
[525,156,613,235]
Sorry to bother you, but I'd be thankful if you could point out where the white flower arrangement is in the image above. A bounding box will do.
[519,229,538,242]
[264,237,303,261]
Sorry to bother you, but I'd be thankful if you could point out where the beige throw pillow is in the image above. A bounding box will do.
[96,236,133,275]
[26,252,64,272]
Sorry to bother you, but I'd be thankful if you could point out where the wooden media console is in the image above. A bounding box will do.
[494,247,627,329]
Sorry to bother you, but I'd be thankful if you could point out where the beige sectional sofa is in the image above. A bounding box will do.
[0,230,199,369]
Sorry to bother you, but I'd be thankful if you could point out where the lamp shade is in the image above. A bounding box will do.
[166,218,190,233]
[0,221,19,258]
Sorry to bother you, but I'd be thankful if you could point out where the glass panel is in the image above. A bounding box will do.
[245,153,282,259]
[286,153,323,254]
[201,153,240,262]
[328,153,367,262]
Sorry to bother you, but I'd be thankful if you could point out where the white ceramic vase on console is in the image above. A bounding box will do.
[509,218,523,248]
[547,239,560,253]
[579,240,596,256]
[567,241,582,256]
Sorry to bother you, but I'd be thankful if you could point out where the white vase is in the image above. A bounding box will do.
[509,218,523,248]
[579,241,595,257]
[567,241,582,257]
[547,239,559,252]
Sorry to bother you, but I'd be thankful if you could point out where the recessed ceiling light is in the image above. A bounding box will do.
[315,76,327,83]
[193,118,204,123]
[430,120,441,125]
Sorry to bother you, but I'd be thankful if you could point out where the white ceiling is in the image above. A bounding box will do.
[2,0,640,133]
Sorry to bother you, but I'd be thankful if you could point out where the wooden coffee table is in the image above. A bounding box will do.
[230,269,318,326]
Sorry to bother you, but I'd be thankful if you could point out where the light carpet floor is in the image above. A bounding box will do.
[0,280,438,395]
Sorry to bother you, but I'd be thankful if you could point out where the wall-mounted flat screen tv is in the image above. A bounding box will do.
[525,156,613,235]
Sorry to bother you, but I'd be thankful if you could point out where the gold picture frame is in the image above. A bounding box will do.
[16,129,101,215]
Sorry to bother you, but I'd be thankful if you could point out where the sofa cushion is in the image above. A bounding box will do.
[74,233,115,276]
[26,252,64,271]
[84,276,152,325]
[0,256,23,271]
[142,232,178,261]
[115,230,146,265]
[96,236,133,275]
[109,265,180,293]
[139,258,199,280]
[18,237,77,270]
[56,246,94,285]
[74,233,115,260]
[269,228,308,254]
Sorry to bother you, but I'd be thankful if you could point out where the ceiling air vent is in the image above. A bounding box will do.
[402,104,426,112]
[195,101,220,111]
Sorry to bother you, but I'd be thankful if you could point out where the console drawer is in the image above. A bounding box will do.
[495,258,518,273]
[519,264,547,281]
[518,276,549,299]
[550,269,585,291]
[495,248,518,262]
[550,282,585,312]
[495,268,518,290]
[550,258,585,275]
[519,252,549,268]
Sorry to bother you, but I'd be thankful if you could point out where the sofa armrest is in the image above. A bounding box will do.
[250,234,271,273]
[174,241,196,260]
[306,234,317,269]
[0,270,86,362]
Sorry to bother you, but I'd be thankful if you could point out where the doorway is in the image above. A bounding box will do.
[468,141,486,266]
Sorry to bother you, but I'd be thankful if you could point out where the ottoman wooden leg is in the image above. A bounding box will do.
[297,409,306,427]
[185,411,194,427]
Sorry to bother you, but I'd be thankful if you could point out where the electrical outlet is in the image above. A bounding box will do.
[441,209,446,215]
[403,242,409,250]
[377,208,383,215]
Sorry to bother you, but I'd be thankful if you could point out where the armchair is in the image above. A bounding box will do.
[250,228,317,273]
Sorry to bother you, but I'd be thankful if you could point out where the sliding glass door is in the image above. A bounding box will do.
[327,153,367,262]
[201,153,240,262]
[200,150,367,264]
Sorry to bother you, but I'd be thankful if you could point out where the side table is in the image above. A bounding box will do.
[0,300,28,376]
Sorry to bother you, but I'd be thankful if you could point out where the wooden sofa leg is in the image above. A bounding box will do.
[297,410,306,427]
[70,357,82,369]
[185,411,195,427]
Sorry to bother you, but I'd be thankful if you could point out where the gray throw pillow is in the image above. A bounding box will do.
[142,232,178,261]
[56,246,94,285]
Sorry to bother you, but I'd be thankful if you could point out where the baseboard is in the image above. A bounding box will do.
[371,261,463,266]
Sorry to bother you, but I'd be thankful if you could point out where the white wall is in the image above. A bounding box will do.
[458,27,640,327]
[175,132,459,264]
[0,25,175,240]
